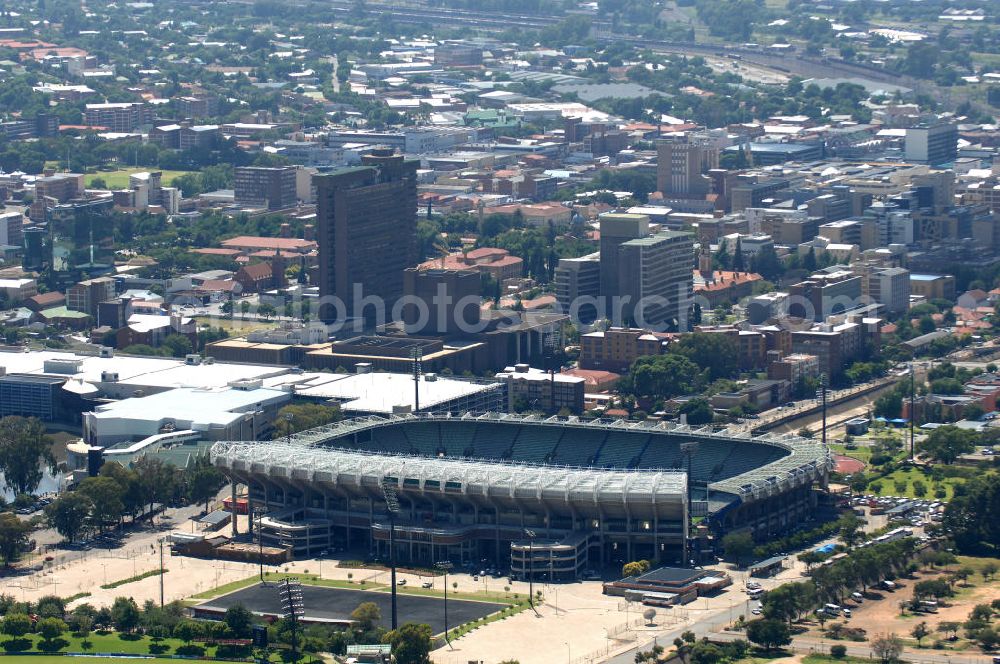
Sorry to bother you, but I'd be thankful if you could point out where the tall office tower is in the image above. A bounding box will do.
[401,267,481,335]
[616,230,694,330]
[234,166,298,210]
[48,197,115,287]
[656,139,718,198]
[315,150,418,323]
[599,213,649,297]
[554,252,601,322]
[904,123,958,166]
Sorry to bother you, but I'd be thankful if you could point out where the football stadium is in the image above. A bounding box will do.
[211,413,831,577]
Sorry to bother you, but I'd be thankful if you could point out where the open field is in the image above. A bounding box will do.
[2,632,201,656]
[84,168,192,189]
[804,560,1000,653]
[868,466,966,501]
[0,658,186,664]
[830,444,873,465]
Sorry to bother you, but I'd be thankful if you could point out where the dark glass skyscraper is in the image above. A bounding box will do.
[48,197,115,287]
[315,150,418,324]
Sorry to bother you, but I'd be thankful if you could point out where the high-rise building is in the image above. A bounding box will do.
[434,41,484,67]
[67,277,116,317]
[554,252,600,322]
[787,269,863,322]
[656,140,718,198]
[48,197,115,286]
[616,230,694,329]
[0,211,23,249]
[865,266,910,314]
[234,166,298,210]
[315,150,418,323]
[31,174,84,222]
[599,213,649,297]
[84,103,149,132]
[905,123,958,166]
[401,268,481,335]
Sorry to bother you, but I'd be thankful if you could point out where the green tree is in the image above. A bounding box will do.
[627,354,703,399]
[258,303,277,320]
[162,334,194,358]
[273,403,343,439]
[351,601,381,631]
[622,560,652,577]
[2,612,32,637]
[78,476,125,532]
[919,425,976,464]
[36,595,66,619]
[111,597,141,633]
[45,492,93,543]
[173,620,201,643]
[188,461,223,513]
[0,512,32,566]
[224,604,254,638]
[911,621,929,647]
[839,513,864,547]
[385,622,433,664]
[746,619,791,652]
[0,415,56,495]
[37,616,67,642]
[670,333,739,381]
[871,633,903,664]
[680,398,714,425]
[721,531,754,565]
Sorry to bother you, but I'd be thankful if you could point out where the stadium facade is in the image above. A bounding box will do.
[212,413,831,576]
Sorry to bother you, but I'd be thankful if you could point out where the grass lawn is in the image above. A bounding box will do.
[0,633,313,663]
[84,168,192,189]
[955,555,1000,578]
[803,656,872,664]
[190,571,376,599]
[4,632,195,656]
[0,658,182,664]
[830,443,873,465]
[866,466,962,501]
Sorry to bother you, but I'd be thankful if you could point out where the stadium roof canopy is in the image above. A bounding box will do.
[213,412,830,502]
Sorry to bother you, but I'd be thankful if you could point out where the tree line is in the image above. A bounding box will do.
[44,456,224,544]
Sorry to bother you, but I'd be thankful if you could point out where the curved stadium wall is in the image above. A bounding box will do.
[212,412,831,574]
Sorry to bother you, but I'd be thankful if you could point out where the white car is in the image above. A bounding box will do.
[751,608,762,615]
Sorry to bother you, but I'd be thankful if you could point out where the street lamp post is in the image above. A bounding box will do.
[436,560,453,647]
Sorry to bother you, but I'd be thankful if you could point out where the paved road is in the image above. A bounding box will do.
[710,631,996,664]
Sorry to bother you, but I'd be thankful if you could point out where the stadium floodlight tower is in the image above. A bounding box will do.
[524,528,537,612]
[679,442,698,566]
[278,578,304,661]
[436,560,454,647]
[381,476,400,631]
[411,346,423,412]
[817,373,829,448]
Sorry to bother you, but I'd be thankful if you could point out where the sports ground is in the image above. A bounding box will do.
[194,583,505,634]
